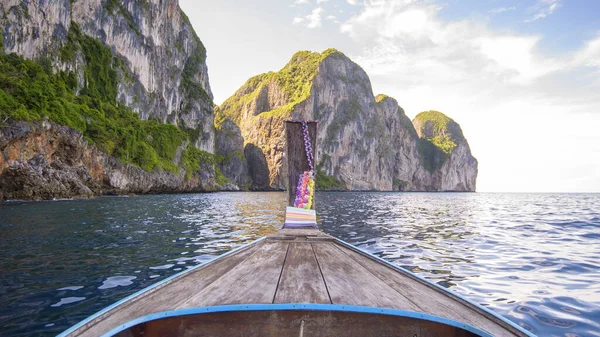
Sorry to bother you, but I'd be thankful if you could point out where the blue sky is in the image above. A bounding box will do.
[180,0,600,192]
[439,0,600,53]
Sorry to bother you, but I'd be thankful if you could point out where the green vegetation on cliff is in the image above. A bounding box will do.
[219,48,344,123]
[181,28,211,113]
[0,24,211,178]
[413,110,462,155]
[316,170,346,190]
[182,144,225,184]
[413,110,465,172]
[393,178,409,191]
[104,0,142,37]
[375,94,390,103]
[315,155,346,190]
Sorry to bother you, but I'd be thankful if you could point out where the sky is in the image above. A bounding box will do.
[179,0,600,193]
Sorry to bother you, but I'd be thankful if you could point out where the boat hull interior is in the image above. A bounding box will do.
[115,309,485,337]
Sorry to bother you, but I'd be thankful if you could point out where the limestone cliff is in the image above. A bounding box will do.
[0,121,215,201]
[0,0,221,200]
[412,111,478,191]
[1,0,213,149]
[214,106,251,189]
[217,49,478,191]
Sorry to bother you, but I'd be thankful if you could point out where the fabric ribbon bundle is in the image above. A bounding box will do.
[293,121,315,210]
[294,171,315,209]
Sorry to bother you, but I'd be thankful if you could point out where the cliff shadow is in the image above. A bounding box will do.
[244,143,270,190]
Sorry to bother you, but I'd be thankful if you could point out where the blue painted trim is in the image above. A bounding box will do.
[56,237,267,337]
[334,238,538,337]
[99,303,494,337]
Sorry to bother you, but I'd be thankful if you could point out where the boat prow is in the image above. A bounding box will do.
[59,121,534,336]
[59,229,534,337]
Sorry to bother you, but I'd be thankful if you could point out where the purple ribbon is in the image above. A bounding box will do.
[301,121,314,172]
[293,122,315,208]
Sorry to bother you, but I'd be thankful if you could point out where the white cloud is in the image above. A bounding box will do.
[347,0,359,5]
[306,7,324,28]
[180,0,600,192]
[479,35,563,83]
[339,0,600,192]
[325,14,340,24]
[341,1,560,84]
[317,0,329,3]
[572,35,600,69]
[488,6,516,14]
[525,0,561,23]
[295,0,310,4]
[292,7,324,28]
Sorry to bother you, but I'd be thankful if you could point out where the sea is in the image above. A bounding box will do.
[0,192,599,337]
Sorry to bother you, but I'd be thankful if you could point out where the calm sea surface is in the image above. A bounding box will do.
[1,192,599,337]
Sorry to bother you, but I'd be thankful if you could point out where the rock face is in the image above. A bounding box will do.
[0,0,221,200]
[217,49,478,191]
[1,0,213,150]
[412,111,478,191]
[0,121,215,201]
[214,106,252,189]
[0,1,477,200]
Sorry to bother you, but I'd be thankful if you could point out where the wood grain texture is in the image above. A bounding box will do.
[180,241,289,307]
[274,243,331,304]
[270,228,326,238]
[285,121,317,208]
[312,242,420,310]
[66,228,527,337]
[336,242,524,337]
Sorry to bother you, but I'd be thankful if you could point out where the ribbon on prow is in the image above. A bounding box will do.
[284,120,318,228]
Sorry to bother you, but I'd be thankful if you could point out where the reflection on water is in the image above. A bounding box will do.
[0,192,599,337]
[318,192,600,337]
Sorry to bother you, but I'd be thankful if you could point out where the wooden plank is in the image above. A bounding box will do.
[70,241,263,337]
[181,241,289,307]
[312,242,421,310]
[285,121,317,208]
[272,228,327,238]
[274,242,331,304]
[268,228,332,241]
[335,242,523,337]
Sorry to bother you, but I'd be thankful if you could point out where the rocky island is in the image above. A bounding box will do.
[0,0,477,201]
[216,49,478,192]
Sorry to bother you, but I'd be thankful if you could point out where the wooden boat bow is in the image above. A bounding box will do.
[58,228,533,337]
[58,121,534,337]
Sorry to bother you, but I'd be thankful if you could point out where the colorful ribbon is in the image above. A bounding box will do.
[293,121,315,209]
[302,121,314,172]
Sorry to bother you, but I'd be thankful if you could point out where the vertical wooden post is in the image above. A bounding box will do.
[285,120,318,209]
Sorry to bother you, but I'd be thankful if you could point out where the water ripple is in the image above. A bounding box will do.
[98,276,136,290]
[318,192,600,337]
[0,192,598,336]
